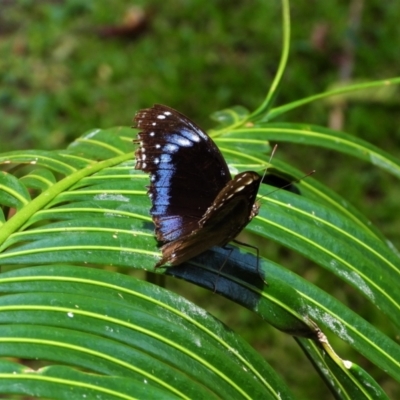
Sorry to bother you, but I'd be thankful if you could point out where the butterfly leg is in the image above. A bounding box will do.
[232,239,268,286]
[208,246,235,293]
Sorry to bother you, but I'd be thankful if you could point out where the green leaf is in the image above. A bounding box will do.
[67,128,133,158]
[296,337,390,400]
[267,159,387,242]
[252,184,400,328]
[0,150,91,174]
[19,168,57,192]
[0,265,293,400]
[265,77,400,121]
[246,122,400,179]
[268,261,400,384]
[0,171,31,210]
[168,251,400,383]
[0,125,398,398]
[0,360,177,399]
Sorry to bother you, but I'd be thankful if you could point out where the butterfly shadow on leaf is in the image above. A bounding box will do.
[165,246,265,309]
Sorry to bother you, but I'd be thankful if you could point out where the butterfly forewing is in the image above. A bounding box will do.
[134,104,231,242]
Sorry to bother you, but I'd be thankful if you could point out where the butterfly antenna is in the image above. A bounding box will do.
[258,170,316,203]
[259,144,316,201]
[259,144,278,185]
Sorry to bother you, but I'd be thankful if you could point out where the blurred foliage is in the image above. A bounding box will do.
[2,1,399,150]
[1,0,400,398]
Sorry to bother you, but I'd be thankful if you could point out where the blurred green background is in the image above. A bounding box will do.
[1,0,400,398]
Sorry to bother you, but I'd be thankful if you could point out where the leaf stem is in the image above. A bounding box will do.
[0,153,133,248]
[248,0,291,120]
[267,77,400,121]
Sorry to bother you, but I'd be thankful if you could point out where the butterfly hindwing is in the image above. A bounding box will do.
[157,171,261,267]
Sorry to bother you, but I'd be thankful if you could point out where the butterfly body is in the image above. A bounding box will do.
[134,104,261,268]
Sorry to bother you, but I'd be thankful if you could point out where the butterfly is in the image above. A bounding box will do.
[133,104,262,268]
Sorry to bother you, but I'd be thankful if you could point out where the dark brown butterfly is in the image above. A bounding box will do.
[133,104,261,268]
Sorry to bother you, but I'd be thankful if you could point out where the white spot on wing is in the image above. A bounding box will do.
[169,134,192,147]
[160,153,172,163]
[180,128,200,142]
[164,143,179,153]
[157,114,166,119]
[188,122,208,140]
